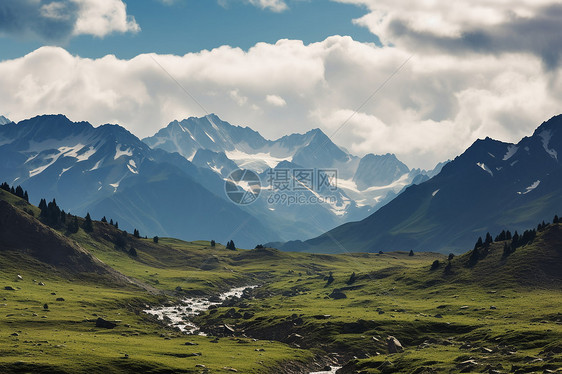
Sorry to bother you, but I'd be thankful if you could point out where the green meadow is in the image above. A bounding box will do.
[1,189,561,373]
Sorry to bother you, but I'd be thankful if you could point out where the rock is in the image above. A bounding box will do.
[243,312,254,320]
[16,275,23,281]
[222,368,238,372]
[38,282,45,286]
[223,324,235,335]
[10,333,19,336]
[457,359,479,372]
[490,306,497,309]
[329,289,347,299]
[313,314,332,320]
[460,306,469,310]
[4,286,15,291]
[184,341,198,346]
[95,318,117,329]
[255,348,265,352]
[386,336,404,353]
[56,298,65,302]
[195,364,206,368]
[434,314,443,318]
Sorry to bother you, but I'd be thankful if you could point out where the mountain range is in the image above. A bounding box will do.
[276,115,562,253]
[0,113,433,248]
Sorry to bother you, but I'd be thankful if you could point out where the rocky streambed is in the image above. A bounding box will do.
[144,285,258,334]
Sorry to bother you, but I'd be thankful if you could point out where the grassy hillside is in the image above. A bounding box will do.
[1,189,561,373]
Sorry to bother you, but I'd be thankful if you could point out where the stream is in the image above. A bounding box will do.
[144,285,257,334]
[144,285,341,373]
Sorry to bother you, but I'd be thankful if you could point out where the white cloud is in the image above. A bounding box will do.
[219,0,288,12]
[72,0,140,37]
[265,94,287,107]
[0,0,139,42]
[0,37,560,169]
[333,0,562,68]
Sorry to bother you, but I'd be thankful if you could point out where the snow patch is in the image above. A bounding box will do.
[477,163,493,176]
[226,150,291,173]
[59,167,72,177]
[88,159,103,172]
[539,130,558,161]
[204,131,215,142]
[29,153,63,177]
[503,145,519,161]
[114,145,133,160]
[518,180,540,195]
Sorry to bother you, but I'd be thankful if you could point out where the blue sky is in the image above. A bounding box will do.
[0,0,377,60]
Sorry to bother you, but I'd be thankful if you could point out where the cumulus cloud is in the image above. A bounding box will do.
[1,37,560,169]
[219,0,288,12]
[0,0,139,42]
[333,0,562,69]
[265,94,287,107]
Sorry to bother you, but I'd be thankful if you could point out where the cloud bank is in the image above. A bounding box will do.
[1,37,560,169]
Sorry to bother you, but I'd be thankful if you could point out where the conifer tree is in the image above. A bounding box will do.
[83,213,93,232]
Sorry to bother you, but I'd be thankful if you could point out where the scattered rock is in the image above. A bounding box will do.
[490,306,497,310]
[56,298,65,302]
[434,314,443,318]
[386,336,404,353]
[329,289,347,299]
[4,286,15,291]
[38,282,45,286]
[10,333,19,337]
[195,364,206,368]
[95,318,117,329]
[184,341,198,346]
[223,324,235,335]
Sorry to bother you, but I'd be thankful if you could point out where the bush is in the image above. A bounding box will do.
[430,260,440,270]
[153,236,159,243]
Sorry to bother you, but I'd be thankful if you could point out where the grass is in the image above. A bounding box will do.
[1,191,561,373]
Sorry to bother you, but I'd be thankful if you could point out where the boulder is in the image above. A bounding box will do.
[329,289,347,299]
[387,336,404,353]
[95,318,117,329]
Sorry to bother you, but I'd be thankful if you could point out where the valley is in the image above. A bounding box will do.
[1,189,560,373]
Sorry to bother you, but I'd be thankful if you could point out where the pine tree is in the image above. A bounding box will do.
[153,236,159,243]
[347,272,357,285]
[474,237,483,250]
[101,216,107,223]
[133,229,140,238]
[15,185,24,199]
[129,247,137,257]
[485,232,493,245]
[68,216,79,234]
[115,221,119,229]
[554,215,560,224]
[83,213,93,232]
[23,191,29,202]
[109,218,114,226]
[430,260,440,270]
[408,249,414,256]
[210,240,215,247]
[39,198,47,211]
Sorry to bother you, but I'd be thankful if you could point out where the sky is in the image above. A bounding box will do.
[0,0,561,169]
